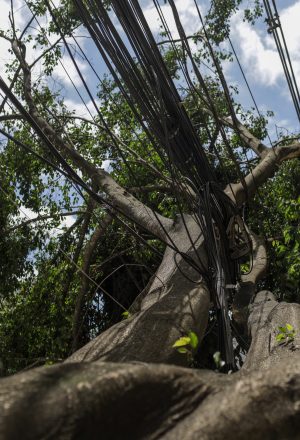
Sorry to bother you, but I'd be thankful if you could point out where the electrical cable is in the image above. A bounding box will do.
[263,0,300,123]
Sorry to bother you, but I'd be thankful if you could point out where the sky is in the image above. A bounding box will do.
[0,0,300,222]
[1,0,300,135]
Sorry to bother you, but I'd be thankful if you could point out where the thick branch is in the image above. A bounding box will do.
[202,107,268,158]
[61,115,196,199]
[222,115,269,158]
[0,352,300,439]
[128,185,175,194]
[68,215,209,367]
[226,142,300,205]
[244,290,300,372]
[0,114,23,122]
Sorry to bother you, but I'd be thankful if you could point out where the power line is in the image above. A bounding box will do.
[263,0,300,124]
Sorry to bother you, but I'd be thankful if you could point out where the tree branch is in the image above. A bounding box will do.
[29,36,63,69]
[6,210,83,233]
[61,115,196,198]
[60,198,96,303]
[223,115,269,158]
[202,107,269,158]
[0,114,23,123]
[226,142,300,205]
[128,185,175,194]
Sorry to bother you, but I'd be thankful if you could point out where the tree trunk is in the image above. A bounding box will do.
[68,214,210,366]
[1,217,300,439]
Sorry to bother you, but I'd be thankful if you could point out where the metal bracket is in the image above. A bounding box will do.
[265,16,280,34]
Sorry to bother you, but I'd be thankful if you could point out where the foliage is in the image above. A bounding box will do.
[248,160,300,300]
[121,311,131,320]
[213,351,225,370]
[173,331,199,364]
[275,323,296,344]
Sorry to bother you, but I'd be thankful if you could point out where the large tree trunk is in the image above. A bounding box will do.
[1,221,300,439]
[68,214,210,367]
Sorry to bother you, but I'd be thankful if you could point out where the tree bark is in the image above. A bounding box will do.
[68,214,209,366]
[0,283,299,439]
[1,213,300,439]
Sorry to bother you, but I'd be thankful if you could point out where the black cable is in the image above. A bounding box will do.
[263,0,300,123]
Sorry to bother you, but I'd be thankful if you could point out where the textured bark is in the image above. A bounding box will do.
[243,290,300,371]
[68,215,210,366]
[232,231,267,332]
[1,201,299,439]
[0,287,299,440]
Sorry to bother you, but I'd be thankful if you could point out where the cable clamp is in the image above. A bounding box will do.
[265,16,280,34]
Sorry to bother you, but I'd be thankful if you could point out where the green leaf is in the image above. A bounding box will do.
[177,347,188,354]
[172,336,191,348]
[121,311,130,319]
[213,351,225,369]
[285,323,294,332]
[278,326,287,333]
[188,331,199,350]
[213,351,221,365]
[275,333,286,342]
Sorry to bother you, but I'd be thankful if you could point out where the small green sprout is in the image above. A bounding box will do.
[213,351,225,370]
[275,323,296,344]
[121,310,131,320]
[173,331,199,363]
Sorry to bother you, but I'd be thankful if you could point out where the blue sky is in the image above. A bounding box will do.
[1,0,300,141]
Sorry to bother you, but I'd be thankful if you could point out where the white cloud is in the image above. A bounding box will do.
[16,205,76,233]
[64,98,99,118]
[143,0,200,40]
[231,16,282,86]
[59,214,76,229]
[52,53,88,89]
[18,205,36,221]
[231,1,300,87]
[0,0,27,80]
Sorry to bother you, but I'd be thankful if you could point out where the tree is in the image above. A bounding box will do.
[0,0,300,438]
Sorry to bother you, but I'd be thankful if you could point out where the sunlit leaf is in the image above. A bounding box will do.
[177,347,188,354]
[172,336,191,348]
[188,331,199,350]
